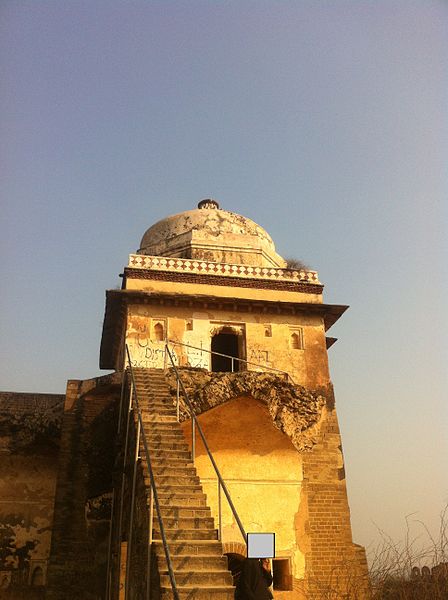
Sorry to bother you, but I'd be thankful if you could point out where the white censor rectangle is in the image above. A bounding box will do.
[247,532,275,558]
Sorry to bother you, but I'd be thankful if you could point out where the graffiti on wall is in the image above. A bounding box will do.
[126,314,178,368]
[127,341,178,369]
[248,347,270,367]
[185,341,210,369]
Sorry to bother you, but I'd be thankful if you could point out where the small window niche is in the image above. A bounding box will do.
[289,327,304,350]
[152,319,166,342]
[31,566,44,587]
[264,324,272,337]
[186,320,193,331]
[272,558,293,591]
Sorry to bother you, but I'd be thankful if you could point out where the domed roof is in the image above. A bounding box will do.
[138,200,286,268]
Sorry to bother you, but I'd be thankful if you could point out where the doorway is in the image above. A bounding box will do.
[211,329,241,372]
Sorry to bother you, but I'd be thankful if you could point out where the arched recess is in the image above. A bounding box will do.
[291,332,300,349]
[222,541,246,557]
[31,566,44,586]
[154,322,164,341]
[222,542,247,585]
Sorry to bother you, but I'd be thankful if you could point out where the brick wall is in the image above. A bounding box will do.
[300,386,370,598]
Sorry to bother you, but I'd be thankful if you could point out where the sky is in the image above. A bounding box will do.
[1,1,447,559]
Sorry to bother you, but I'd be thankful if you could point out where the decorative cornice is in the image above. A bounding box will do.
[125,267,323,294]
[128,254,320,284]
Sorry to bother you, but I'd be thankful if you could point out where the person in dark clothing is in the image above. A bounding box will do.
[235,557,273,600]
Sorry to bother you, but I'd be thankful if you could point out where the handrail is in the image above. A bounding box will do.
[165,344,247,544]
[125,345,180,600]
[168,339,295,384]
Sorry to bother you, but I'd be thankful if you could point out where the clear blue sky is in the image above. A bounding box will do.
[1,1,447,557]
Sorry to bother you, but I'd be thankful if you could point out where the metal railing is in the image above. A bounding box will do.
[167,339,295,384]
[113,345,180,600]
[165,344,247,545]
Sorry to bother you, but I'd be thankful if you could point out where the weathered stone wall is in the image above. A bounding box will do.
[165,369,326,452]
[0,392,64,600]
[161,370,369,599]
[125,303,330,388]
[45,374,121,600]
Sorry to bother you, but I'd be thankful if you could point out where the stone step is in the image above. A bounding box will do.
[135,386,170,393]
[140,407,176,416]
[134,383,169,389]
[150,454,191,464]
[160,585,235,599]
[145,385,171,391]
[146,474,200,487]
[153,540,223,556]
[146,447,190,458]
[134,369,235,598]
[146,440,190,451]
[139,386,171,392]
[157,493,208,507]
[140,405,176,413]
[143,427,183,435]
[144,441,188,452]
[133,370,164,376]
[148,449,192,460]
[153,516,215,531]
[139,400,175,410]
[142,426,184,437]
[156,483,204,495]
[136,383,170,389]
[159,569,233,587]
[142,418,181,426]
[158,506,211,519]
[140,415,178,423]
[142,431,185,442]
[159,555,228,571]
[150,457,194,467]
[157,528,218,541]
[142,390,171,394]
[144,399,175,406]
[151,466,197,478]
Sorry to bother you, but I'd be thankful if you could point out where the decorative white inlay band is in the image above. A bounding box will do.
[127,254,320,284]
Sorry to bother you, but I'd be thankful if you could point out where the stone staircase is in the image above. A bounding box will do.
[133,368,235,599]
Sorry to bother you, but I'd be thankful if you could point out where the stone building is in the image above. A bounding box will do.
[0,200,369,599]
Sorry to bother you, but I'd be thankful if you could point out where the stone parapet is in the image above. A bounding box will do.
[128,254,320,284]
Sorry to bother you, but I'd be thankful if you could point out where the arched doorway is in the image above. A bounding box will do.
[225,552,245,586]
[211,327,242,372]
[31,566,44,587]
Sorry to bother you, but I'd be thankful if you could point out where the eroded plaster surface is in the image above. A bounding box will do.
[125,304,330,388]
[0,393,64,596]
[138,204,287,268]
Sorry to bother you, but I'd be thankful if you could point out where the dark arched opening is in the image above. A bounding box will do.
[225,552,245,586]
[31,566,44,587]
[211,330,240,372]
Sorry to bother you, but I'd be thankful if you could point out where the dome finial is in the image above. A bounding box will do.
[198,199,220,210]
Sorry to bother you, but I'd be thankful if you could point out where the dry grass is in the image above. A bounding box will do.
[301,507,448,599]
[369,506,448,599]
